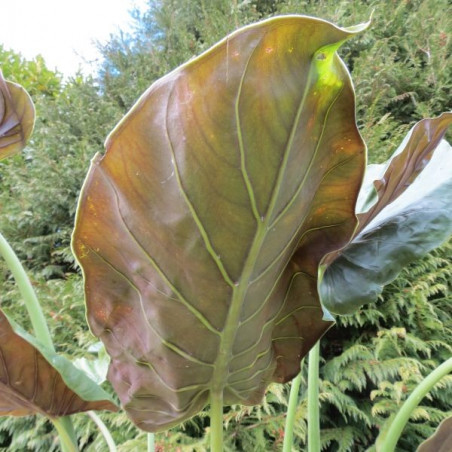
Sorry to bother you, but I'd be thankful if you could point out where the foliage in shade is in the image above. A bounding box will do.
[72,15,368,431]
[0,310,118,417]
[320,113,452,314]
[0,70,34,161]
[417,415,452,452]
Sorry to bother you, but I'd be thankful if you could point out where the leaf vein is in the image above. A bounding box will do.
[275,305,322,327]
[250,219,348,288]
[165,86,236,288]
[236,61,344,334]
[86,244,215,365]
[31,348,38,403]
[269,84,346,228]
[132,388,209,414]
[229,355,273,386]
[232,274,308,360]
[235,38,264,222]
[0,348,10,386]
[97,169,221,336]
[230,348,271,377]
[135,361,209,393]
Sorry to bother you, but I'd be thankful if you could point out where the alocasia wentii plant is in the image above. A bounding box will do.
[72,13,452,441]
[72,15,368,432]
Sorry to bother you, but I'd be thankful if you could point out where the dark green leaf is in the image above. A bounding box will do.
[320,114,452,315]
[73,16,367,431]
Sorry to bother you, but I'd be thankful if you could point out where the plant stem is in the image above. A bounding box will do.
[0,231,54,351]
[379,357,452,452]
[210,391,224,451]
[307,341,321,452]
[147,433,155,452]
[52,417,79,452]
[87,411,117,451]
[283,360,304,452]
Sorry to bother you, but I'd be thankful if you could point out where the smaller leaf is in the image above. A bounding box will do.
[320,114,452,315]
[357,113,452,232]
[0,70,35,160]
[417,415,452,452]
[0,310,118,417]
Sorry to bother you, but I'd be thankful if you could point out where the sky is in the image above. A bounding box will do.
[0,0,148,76]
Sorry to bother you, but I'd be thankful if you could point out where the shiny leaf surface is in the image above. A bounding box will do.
[0,70,35,160]
[356,113,452,231]
[320,114,452,314]
[73,16,367,431]
[0,310,118,417]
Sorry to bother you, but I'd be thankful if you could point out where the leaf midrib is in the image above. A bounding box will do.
[210,52,321,398]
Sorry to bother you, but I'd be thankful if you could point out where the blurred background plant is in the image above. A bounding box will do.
[0,0,450,450]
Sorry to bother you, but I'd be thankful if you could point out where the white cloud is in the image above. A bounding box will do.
[0,0,147,76]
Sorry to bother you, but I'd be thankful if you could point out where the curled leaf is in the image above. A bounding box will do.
[73,15,367,431]
[320,114,452,314]
[0,310,118,417]
[357,113,452,231]
[0,70,35,160]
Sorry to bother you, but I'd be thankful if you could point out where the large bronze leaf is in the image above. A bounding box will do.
[72,16,367,431]
[0,70,35,160]
[0,310,118,417]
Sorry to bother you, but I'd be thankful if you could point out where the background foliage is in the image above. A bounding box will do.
[0,0,450,450]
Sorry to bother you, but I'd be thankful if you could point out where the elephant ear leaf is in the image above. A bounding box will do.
[0,310,118,416]
[417,415,452,452]
[73,16,367,431]
[356,112,452,228]
[320,113,452,315]
[0,70,35,160]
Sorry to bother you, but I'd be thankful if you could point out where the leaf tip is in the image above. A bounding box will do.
[342,15,372,35]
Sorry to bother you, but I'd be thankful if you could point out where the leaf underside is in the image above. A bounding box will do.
[0,70,35,161]
[0,310,118,417]
[73,16,366,431]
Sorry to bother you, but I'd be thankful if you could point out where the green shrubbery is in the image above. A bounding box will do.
[0,0,450,450]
